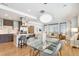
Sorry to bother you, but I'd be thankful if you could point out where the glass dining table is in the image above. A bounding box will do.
[27,38,61,56]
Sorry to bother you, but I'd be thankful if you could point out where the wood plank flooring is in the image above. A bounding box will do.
[0,42,36,56]
[0,42,79,56]
[60,43,79,56]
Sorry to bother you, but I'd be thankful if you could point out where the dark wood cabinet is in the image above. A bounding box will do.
[0,34,13,43]
[3,19,13,26]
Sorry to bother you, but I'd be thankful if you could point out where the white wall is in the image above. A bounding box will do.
[28,21,44,34]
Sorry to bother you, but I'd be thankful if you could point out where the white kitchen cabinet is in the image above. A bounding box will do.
[13,21,19,29]
[0,19,3,29]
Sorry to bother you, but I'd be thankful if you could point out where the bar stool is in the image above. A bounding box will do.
[18,35,27,48]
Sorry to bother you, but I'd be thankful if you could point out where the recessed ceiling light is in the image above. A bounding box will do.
[43,3,48,5]
[40,10,45,13]
[63,4,67,7]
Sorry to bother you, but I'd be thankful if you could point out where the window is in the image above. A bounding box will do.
[60,22,67,34]
[46,23,59,33]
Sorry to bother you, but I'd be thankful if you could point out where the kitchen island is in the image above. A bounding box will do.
[0,34,13,43]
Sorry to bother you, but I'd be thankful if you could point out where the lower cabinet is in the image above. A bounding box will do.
[0,34,13,43]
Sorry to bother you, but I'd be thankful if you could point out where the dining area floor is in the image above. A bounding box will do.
[0,42,79,56]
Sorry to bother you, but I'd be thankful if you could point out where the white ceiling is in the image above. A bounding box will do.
[0,9,21,20]
[0,3,79,24]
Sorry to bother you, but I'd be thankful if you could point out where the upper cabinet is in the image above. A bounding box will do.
[13,21,19,29]
[3,19,13,26]
[0,19,3,29]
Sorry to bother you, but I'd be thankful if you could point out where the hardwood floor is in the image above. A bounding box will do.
[0,42,79,56]
[60,43,79,56]
[0,42,36,56]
